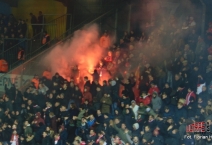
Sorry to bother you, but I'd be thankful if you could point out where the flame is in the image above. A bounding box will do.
[43,24,114,86]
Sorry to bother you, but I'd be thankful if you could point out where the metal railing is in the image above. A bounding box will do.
[0,14,72,70]
[0,1,130,93]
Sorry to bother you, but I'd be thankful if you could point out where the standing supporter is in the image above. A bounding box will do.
[30,13,37,36]
[41,31,50,47]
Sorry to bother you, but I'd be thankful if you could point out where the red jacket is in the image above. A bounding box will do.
[148,86,160,96]
[136,95,151,105]
[33,112,45,126]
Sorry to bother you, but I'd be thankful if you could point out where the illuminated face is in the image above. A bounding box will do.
[108,51,112,56]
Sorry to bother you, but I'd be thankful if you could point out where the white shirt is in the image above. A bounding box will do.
[130,105,139,119]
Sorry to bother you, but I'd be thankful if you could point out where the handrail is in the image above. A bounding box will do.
[22,4,124,60]
[4,1,127,74]
[0,39,26,55]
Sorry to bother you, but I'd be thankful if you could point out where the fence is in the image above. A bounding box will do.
[0,1,130,92]
[0,14,72,70]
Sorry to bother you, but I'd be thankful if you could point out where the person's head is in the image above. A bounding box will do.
[125,108,130,114]
[55,102,60,107]
[165,83,169,88]
[70,103,76,109]
[54,133,60,140]
[149,115,154,121]
[60,105,66,111]
[198,97,203,103]
[27,99,32,105]
[177,102,184,109]
[133,136,139,143]
[194,65,199,71]
[42,131,47,138]
[84,76,88,81]
[144,126,150,132]
[168,116,175,123]
[152,92,157,98]
[49,112,55,118]
[46,102,52,108]
[139,102,144,107]
[97,110,101,115]
[46,126,50,131]
[175,74,180,80]
[153,129,159,136]
[24,121,29,126]
[121,123,126,130]
[202,86,207,92]
[89,129,95,135]
[89,114,94,120]
[165,106,170,112]
[131,100,136,106]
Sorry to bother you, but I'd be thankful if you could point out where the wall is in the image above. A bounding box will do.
[11,0,67,38]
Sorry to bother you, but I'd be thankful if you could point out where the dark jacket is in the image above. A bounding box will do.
[152,135,164,145]
[42,136,51,145]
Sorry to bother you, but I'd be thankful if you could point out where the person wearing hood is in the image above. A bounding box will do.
[148,82,160,97]
[151,92,162,112]
[32,112,45,127]
[132,123,140,137]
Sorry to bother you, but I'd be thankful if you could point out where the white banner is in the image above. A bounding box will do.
[0,73,33,92]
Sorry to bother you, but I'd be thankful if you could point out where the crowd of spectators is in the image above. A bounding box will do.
[1,5,212,145]
[0,14,27,52]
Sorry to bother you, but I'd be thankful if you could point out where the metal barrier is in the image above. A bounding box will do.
[0,14,72,70]
[5,1,128,76]
[0,1,130,93]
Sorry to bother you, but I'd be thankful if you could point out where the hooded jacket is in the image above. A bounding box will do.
[33,112,45,126]
[151,92,162,111]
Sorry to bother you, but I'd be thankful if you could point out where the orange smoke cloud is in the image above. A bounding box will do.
[43,24,113,84]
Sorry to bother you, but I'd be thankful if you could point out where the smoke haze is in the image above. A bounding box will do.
[43,24,113,82]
